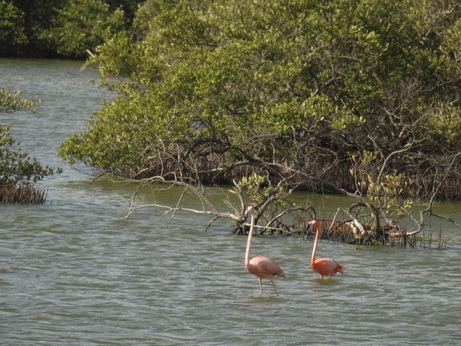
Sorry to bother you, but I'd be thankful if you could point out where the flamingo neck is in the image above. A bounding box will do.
[244,213,255,269]
[311,223,320,267]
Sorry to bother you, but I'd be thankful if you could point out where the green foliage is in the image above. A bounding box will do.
[0,88,60,189]
[39,0,125,58]
[0,124,60,185]
[0,87,36,112]
[428,104,461,146]
[237,174,269,205]
[0,1,28,54]
[59,0,461,199]
[1,0,144,57]
[350,151,413,219]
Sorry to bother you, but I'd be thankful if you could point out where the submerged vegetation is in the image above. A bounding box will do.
[0,183,48,204]
[125,172,452,248]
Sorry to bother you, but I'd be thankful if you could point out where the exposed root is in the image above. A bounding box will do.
[0,183,47,204]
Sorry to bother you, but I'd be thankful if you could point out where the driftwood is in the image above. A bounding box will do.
[122,150,459,248]
[297,216,446,248]
[123,175,453,248]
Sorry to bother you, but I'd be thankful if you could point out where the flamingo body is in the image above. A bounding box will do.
[247,256,286,280]
[244,206,286,296]
[309,219,346,279]
[311,258,345,279]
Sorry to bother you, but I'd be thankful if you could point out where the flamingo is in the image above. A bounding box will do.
[244,206,286,296]
[308,219,346,279]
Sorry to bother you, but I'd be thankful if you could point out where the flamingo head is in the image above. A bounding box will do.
[308,219,320,229]
[244,205,255,217]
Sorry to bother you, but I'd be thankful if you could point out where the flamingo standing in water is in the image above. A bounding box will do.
[244,206,286,296]
[309,219,346,279]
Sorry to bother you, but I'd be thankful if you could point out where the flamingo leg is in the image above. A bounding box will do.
[270,279,279,296]
[258,278,263,296]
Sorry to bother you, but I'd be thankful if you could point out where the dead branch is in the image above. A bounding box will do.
[126,201,239,221]
[344,205,369,239]
[264,205,315,230]
[409,152,461,235]
[125,176,239,222]
[377,142,413,188]
[121,146,459,247]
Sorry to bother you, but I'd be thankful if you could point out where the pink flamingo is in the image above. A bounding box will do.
[244,206,286,296]
[309,219,346,279]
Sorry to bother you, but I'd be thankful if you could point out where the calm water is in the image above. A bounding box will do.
[1,59,461,345]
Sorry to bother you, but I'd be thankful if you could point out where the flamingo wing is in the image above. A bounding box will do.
[248,256,286,279]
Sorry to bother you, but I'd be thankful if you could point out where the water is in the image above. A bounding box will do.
[1,59,461,345]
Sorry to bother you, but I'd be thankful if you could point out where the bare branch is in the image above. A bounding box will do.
[263,206,313,229]
[377,142,413,189]
[409,152,461,235]
[126,202,239,221]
